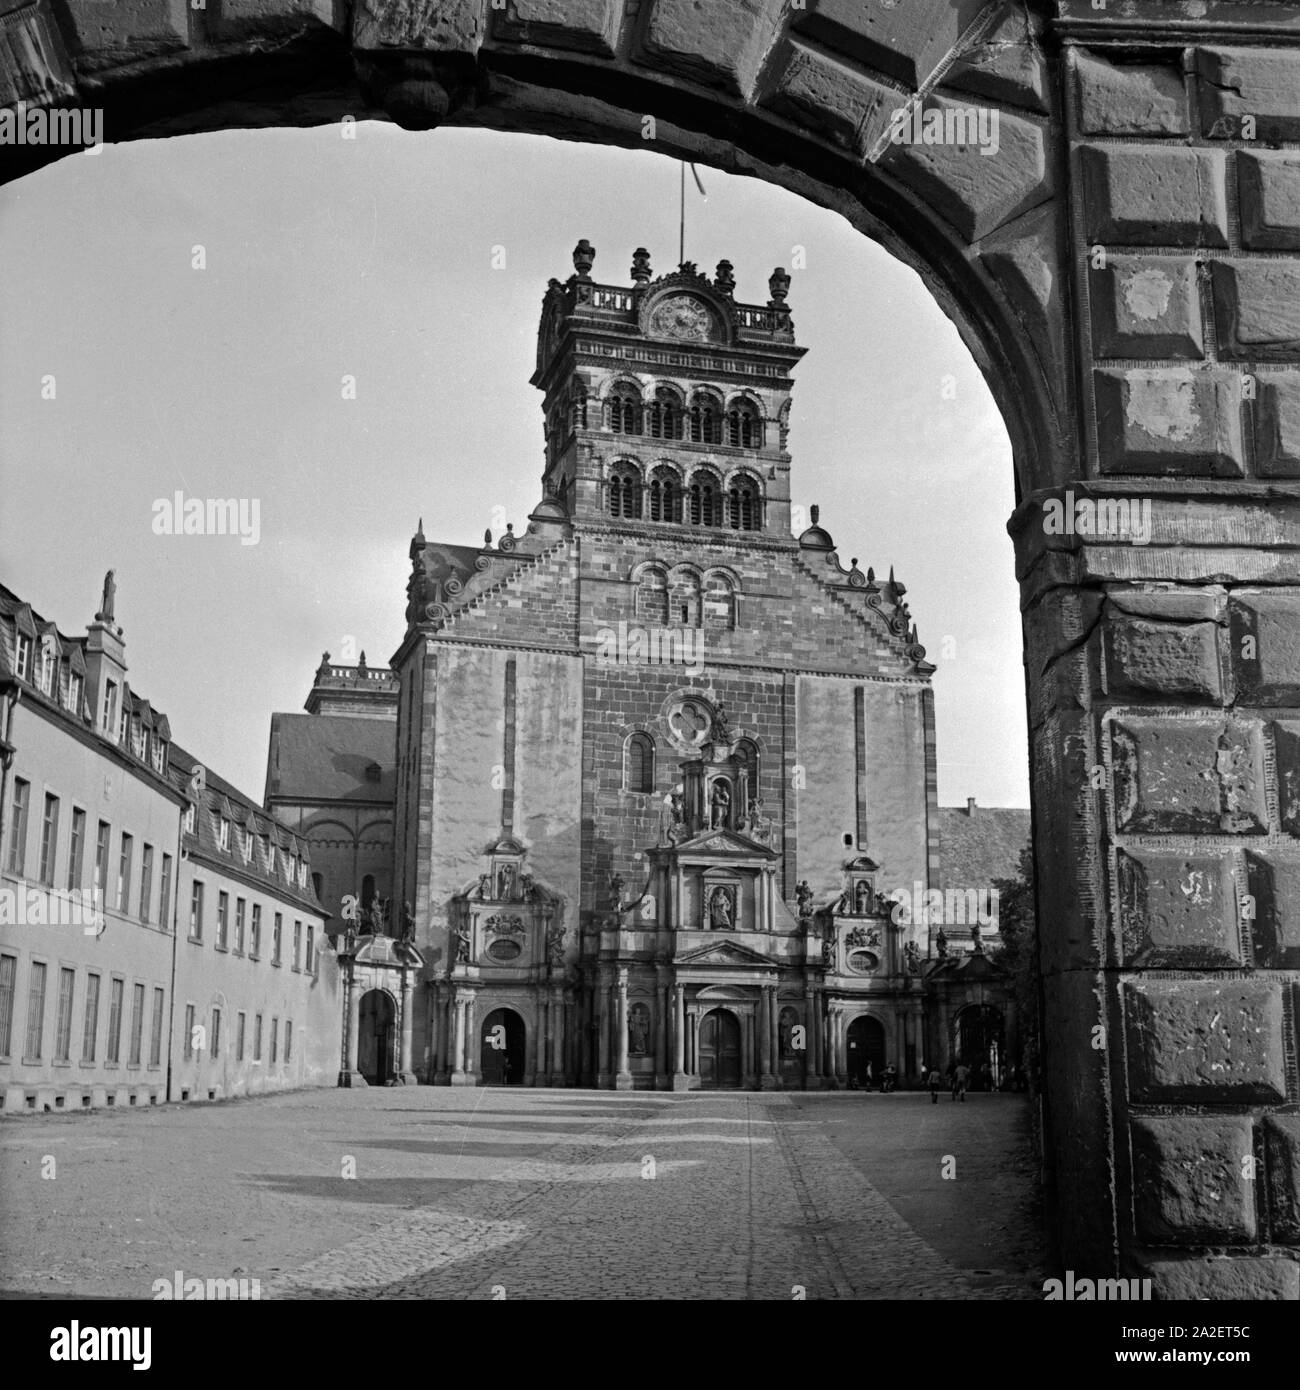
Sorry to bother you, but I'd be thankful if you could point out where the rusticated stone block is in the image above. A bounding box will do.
[1090,257,1203,360]
[353,0,482,51]
[1254,375,1300,477]
[1104,617,1221,702]
[1124,979,1286,1103]
[1230,595,1300,703]
[637,0,785,100]
[1272,720,1300,836]
[1075,51,1188,136]
[1244,853,1300,968]
[1143,1257,1298,1300]
[1198,47,1300,143]
[1111,716,1265,834]
[1131,1117,1256,1244]
[1212,262,1300,362]
[789,0,987,90]
[1239,152,1300,251]
[211,0,344,37]
[942,4,1049,116]
[1081,146,1228,248]
[490,0,623,56]
[1116,848,1240,967]
[1264,1117,1300,1242]
[1093,370,1244,477]
[760,42,895,159]
[63,0,189,71]
[880,100,1049,243]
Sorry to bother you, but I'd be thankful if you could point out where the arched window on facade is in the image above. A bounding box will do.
[671,572,701,627]
[648,389,684,440]
[361,874,375,910]
[636,568,669,624]
[609,461,643,519]
[735,737,760,795]
[688,393,722,444]
[608,385,642,434]
[624,732,654,792]
[688,469,721,527]
[648,465,682,523]
[728,475,761,531]
[727,400,761,448]
[704,572,736,629]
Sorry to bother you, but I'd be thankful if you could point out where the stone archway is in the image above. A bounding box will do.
[9,0,1300,1297]
[357,988,395,1085]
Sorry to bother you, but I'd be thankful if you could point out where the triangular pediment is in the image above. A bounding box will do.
[669,828,778,860]
[675,938,778,968]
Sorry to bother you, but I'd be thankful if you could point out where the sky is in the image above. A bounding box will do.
[0,124,1029,808]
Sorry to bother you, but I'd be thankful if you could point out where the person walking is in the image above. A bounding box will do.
[953,1061,970,1102]
[928,1066,942,1103]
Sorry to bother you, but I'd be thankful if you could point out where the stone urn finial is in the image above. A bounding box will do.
[714,259,735,295]
[573,239,596,279]
[630,247,652,285]
[768,266,791,306]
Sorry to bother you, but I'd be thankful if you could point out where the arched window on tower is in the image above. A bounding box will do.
[735,737,760,792]
[648,388,684,440]
[688,469,721,527]
[608,385,642,435]
[727,400,762,448]
[648,465,682,523]
[688,393,722,445]
[570,384,589,430]
[636,568,669,624]
[624,732,655,793]
[609,461,643,519]
[704,572,736,629]
[671,572,701,627]
[361,874,375,910]
[728,475,761,531]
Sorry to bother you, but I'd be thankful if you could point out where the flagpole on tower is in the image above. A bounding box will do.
[679,161,685,266]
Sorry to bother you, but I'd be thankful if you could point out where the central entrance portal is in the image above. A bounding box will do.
[358,989,395,1085]
[698,1008,742,1089]
[847,1015,886,1088]
[480,1008,525,1085]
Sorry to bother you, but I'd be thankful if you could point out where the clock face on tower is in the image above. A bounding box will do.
[647,295,716,342]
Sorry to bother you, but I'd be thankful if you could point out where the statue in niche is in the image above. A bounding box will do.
[821,932,835,968]
[936,927,949,959]
[454,923,471,963]
[795,881,814,918]
[854,881,873,915]
[904,940,921,974]
[708,886,734,930]
[609,872,625,909]
[400,901,415,946]
[368,897,388,936]
[477,873,491,900]
[547,920,565,967]
[520,870,535,900]
[497,866,514,900]
[709,779,731,829]
[778,1013,794,1058]
[628,1003,650,1056]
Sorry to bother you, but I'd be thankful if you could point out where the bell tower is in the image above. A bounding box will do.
[530,240,807,539]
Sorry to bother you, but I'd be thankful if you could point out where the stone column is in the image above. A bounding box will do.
[596,976,611,1087]
[397,970,417,1085]
[654,981,669,1090]
[758,986,775,1090]
[615,969,632,1090]
[464,992,478,1083]
[672,984,687,1090]
[450,992,467,1085]
[338,970,368,1087]
[769,987,780,1080]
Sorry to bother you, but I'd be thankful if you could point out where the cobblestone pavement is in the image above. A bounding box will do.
[0,1088,1046,1300]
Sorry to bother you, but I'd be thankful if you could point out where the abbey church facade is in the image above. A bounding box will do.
[276,241,1018,1092]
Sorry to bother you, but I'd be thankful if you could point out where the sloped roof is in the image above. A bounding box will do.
[936,805,1030,891]
[266,713,396,804]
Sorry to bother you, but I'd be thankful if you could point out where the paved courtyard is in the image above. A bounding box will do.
[0,1087,1047,1300]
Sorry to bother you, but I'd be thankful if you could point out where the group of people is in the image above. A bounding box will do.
[926,1060,1001,1101]
[852,1063,898,1092]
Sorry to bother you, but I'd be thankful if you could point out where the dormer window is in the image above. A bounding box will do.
[184,804,196,834]
[217,817,231,852]
[66,672,83,715]
[151,740,166,774]
[241,829,253,864]
[37,642,55,695]
[100,679,116,733]
[117,704,128,745]
[15,634,32,681]
[298,861,308,889]
[131,720,146,759]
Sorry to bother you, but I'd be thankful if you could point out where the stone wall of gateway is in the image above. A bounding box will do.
[13,0,1300,1296]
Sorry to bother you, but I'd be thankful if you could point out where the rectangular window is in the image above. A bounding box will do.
[183,1003,195,1061]
[6,777,29,874]
[118,703,128,746]
[217,818,230,852]
[236,1011,246,1062]
[189,881,204,940]
[106,977,124,1064]
[0,953,17,1056]
[138,844,154,923]
[15,634,31,681]
[54,967,75,1062]
[284,1019,292,1065]
[94,820,110,898]
[101,678,116,734]
[67,671,82,715]
[128,982,145,1066]
[272,913,282,966]
[270,1017,278,1065]
[67,807,86,892]
[37,644,54,695]
[234,898,245,955]
[306,925,315,975]
[149,987,165,1066]
[25,961,47,1060]
[293,920,302,971]
[117,833,133,914]
[253,1012,263,1062]
[216,891,229,949]
[159,853,174,931]
[39,793,59,886]
[250,904,262,959]
[211,1007,221,1060]
[82,972,100,1061]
